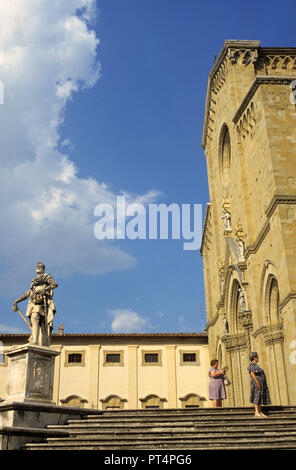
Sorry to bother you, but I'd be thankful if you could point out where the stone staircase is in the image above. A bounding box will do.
[23,406,296,450]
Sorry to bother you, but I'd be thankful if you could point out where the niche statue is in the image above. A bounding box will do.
[12,262,58,347]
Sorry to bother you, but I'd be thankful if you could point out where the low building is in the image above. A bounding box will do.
[0,328,210,409]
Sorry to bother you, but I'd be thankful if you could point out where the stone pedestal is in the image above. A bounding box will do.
[4,344,60,405]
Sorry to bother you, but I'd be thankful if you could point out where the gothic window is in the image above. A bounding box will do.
[219,125,231,185]
[268,277,280,324]
[230,280,243,333]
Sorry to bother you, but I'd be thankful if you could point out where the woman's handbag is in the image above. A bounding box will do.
[223,377,231,386]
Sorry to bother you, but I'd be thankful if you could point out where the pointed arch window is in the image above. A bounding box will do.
[219,125,231,185]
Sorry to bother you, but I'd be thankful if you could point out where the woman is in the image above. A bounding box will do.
[208,359,226,407]
[247,352,271,417]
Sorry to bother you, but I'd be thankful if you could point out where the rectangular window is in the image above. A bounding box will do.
[103,350,124,367]
[180,350,200,366]
[144,353,159,363]
[68,353,82,363]
[183,353,196,363]
[106,353,121,363]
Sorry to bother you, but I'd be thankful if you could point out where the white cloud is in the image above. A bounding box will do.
[109,308,149,333]
[0,324,27,334]
[0,0,159,296]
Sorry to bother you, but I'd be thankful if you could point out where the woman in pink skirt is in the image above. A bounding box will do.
[208,359,227,407]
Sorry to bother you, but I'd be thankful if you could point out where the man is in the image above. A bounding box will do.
[12,262,58,347]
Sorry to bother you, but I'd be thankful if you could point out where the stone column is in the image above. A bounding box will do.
[52,345,63,405]
[127,346,138,409]
[4,344,60,405]
[88,345,100,409]
[166,346,177,408]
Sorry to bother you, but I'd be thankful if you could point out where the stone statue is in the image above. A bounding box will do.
[238,287,246,312]
[221,209,231,231]
[237,238,245,262]
[223,314,229,335]
[12,262,58,347]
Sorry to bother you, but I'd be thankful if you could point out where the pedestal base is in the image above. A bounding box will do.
[4,344,60,405]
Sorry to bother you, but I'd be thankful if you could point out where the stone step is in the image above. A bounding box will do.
[40,430,296,441]
[22,407,296,451]
[66,414,296,426]
[23,434,296,451]
[83,408,296,420]
[47,421,296,435]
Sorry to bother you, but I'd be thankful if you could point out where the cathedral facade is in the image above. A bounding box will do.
[201,40,296,406]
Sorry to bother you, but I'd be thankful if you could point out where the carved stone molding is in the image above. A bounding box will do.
[202,40,261,149]
[238,310,253,329]
[221,333,247,351]
[257,54,296,71]
[236,101,256,139]
[252,323,284,346]
[233,76,295,125]
[280,292,296,311]
[200,203,212,255]
[265,194,296,219]
[264,323,284,346]
[243,194,296,261]
[204,310,219,331]
[228,48,259,65]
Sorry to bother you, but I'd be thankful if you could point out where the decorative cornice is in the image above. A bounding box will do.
[244,221,270,259]
[204,310,220,331]
[265,194,296,219]
[200,203,211,256]
[252,323,284,347]
[244,195,296,260]
[232,75,295,124]
[280,292,296,310]
[221,332,247,351]
[202,40,261,149]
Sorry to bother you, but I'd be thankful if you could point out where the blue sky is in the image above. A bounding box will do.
[0,0,295,335]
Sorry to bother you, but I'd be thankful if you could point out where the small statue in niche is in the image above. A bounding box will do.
[223,314,229,335]
[221,208,232,231]
[237,238,245,262]
[238,287,247,312]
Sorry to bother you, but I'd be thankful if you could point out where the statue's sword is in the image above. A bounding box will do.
[15,307,32,330]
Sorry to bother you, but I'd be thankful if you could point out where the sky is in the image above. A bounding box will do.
[0,0,295,335]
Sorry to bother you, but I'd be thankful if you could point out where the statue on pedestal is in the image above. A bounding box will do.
[221,208,232,232]
[238,287,247,312]
[223,314,229,335]
[12,262,58,347]
[237,238,245,263]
